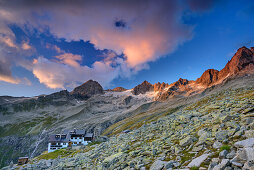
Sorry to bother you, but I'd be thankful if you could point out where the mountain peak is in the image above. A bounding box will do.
[196,69,219,86]
[174,78,189,86]
[218,46,254,79]
[70,80,104,99]
[132,80,153,95]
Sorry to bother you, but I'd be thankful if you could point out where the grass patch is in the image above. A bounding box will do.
[35,149,75,160]
[87,141,102,146]
[0,116,57,137]
[220,145,230,152]
[191,166,199,170]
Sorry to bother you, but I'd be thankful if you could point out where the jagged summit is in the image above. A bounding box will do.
[218,46,254,79]
[172,78,189,87]
[108,87,127,92]
[196,69,219,86]
[70,80,104,99]
[154,82,169,91]
[132,80,154,95]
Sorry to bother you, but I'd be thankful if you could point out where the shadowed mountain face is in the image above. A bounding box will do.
[196,69,219,86]
[70,80,104,99]
[132,80,154,95]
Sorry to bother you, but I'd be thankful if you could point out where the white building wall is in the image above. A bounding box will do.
[48,142,68,153]
[70,137,88,145]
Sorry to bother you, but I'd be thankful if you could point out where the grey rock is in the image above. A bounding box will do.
[192,145,204,152]
[187,154,209,167]
[213,141,222,149]
[219,150,228,159]
[165,161,175,169]
[212,158,220,164]
[245,130,254,138]
[150,160,167,170]
[215,130,228,141]
[179,136,193,147]
[208,162,218,170]
[213,159,230,170]
[234,138,254,148]
[243,161,254,170]
[245,147,254,161]
[231,161,243,167]
[226,150,236,159]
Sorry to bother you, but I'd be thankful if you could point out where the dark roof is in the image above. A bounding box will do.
[49,134,70,142]
[63,129,85,135]
[70,129,85,135]
[84,133,93,138]
[49,129,92,142]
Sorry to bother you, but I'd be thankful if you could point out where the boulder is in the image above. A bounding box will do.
[219,150,228,159]
[212,159,230,170]
[187,154,210,167]
[231,161,243,168]
[234,138,254,148]
[226,150,236,159]
[213,141,222,149]
[245,130,254,138]
[245,147,254,161]
[150,160,167,170]
[215,130,228,141]
[180,136,193,147]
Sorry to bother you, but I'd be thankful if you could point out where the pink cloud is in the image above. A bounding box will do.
[55,53,82,68]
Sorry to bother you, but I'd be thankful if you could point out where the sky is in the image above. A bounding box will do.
[0,0,254,97]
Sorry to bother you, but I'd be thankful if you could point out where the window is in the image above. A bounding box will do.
[75,137,77,139]
[63,143,66,145]
[71,137,73,139]
[79,142,81,144]
[74,142,77,144]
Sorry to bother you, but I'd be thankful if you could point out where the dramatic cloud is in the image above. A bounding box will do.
[0,0,216,89]
[0,34,33,84]
[32,55,126,89]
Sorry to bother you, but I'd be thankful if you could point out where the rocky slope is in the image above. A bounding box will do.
[6,74,254,170]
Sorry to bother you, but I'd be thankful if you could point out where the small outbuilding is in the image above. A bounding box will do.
[18,157,29,165]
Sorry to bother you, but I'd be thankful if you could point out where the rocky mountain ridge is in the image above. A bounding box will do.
[131,46,254,100]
